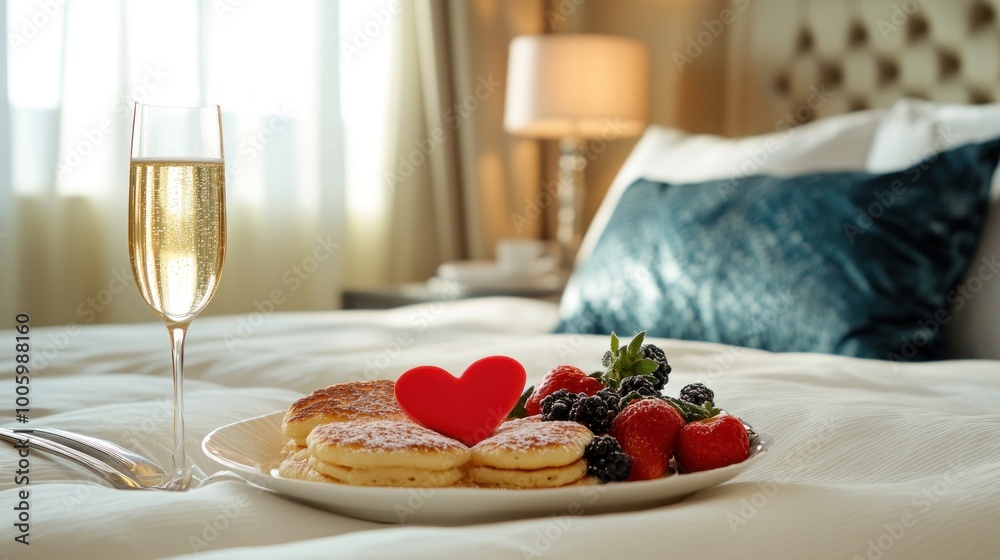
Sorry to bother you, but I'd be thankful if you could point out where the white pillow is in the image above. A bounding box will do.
[866,98,1000,360]
[866,98,1000,175]
[578,108,887,264]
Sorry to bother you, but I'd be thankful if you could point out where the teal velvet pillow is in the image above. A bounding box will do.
[556,138,1000,361]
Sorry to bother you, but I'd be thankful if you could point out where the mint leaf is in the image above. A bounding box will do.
[508,385,533,418]
[634,359,658,375]
[704,402,722,417]
[610,332,620,355]
[627,330,646,357]
[660,396,713,422]
[619,390,646,408]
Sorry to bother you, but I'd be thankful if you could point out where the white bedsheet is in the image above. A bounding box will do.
[1,297,998,559]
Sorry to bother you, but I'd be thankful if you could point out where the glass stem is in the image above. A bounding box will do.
[167,323,190,484]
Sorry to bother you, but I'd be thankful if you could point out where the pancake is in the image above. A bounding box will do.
[495,415,542,432]
[282,380,409,445]
[449,476,481,488]
[309,457,464,487]
[562,475,601,487]
[467,460,587,489]
[307,420,470,470]
[276,447,338,483]
[280,439,303,460]
[471,420,593,470]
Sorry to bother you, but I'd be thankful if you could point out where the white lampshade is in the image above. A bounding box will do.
[504,34,649,139]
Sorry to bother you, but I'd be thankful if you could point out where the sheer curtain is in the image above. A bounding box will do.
[339,0,554,289]
[1,0,345,326]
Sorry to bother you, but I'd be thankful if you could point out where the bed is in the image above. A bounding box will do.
[2,298,999,558]
[4,0,1000,558]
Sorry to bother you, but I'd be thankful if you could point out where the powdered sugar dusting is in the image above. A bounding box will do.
[310,420,469,453]
[287,380,406,424]
[476,420,591,451]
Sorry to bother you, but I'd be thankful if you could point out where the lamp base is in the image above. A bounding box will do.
[557,138,586,270]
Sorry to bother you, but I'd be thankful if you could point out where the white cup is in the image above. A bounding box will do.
[497,238,548,275]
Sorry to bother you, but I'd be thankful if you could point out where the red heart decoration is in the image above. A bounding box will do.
[394,356,527,447]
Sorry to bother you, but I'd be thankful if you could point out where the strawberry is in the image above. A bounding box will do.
[610,398,685,481]
[675,411,749,473]
[524,365,604,417]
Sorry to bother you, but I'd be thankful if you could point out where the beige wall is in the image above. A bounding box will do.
[542,0,732,235]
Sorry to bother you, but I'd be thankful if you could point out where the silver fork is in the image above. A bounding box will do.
[0,428,153,489]
[9,427,166,486]
[0,427,261,491]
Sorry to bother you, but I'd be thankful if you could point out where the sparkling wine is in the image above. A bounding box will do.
[128,158,226,324]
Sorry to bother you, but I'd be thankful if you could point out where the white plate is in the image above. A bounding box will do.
[202,411,771,525]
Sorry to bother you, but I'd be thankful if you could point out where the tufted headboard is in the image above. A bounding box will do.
[726,0,1000,136]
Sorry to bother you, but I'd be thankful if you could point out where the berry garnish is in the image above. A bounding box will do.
[524,365,605,417]
[568,394,615,434]
[679,383,715,406]
[583,435,631,482]
[601,331,662,389]
[594,387,622,414]
[539,389,582,422]
[618,375,660,408]
[639,343,671,390]
[675,408,750,473]
[619,375,658,399]
[610,398,685,481]
[519,327,755,484]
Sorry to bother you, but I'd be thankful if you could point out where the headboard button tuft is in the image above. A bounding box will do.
[847,98,871,112]
[820,62,843,87]
[939,50,961,76]
[970,1,996,30]
[796,28,814,53]
[877,59,899,86]
[970,90,993,104]
[848,21,868,48]
[907,15,930,41]
[773,73,791,95]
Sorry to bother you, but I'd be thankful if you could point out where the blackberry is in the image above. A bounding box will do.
[619,375,657,398]
[569,394,614,434]
[583,435,631,483]
[640,344,671,390]
[595,388,622,415]
[540,389,581,422]
[679,383,715,406]
[604,332,671,393]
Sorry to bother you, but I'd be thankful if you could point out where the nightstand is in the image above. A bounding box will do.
[342,281,564,310]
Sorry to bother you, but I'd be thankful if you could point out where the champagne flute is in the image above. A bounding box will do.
[128,103,226,489]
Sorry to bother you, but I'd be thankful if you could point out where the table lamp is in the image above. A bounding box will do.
[504,34,649,269]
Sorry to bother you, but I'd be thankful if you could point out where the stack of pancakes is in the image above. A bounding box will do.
[279,379,464,486]
[305,420,469,487]
[468,417,595,488]
[281,379,409,447]
[277,380,596,488]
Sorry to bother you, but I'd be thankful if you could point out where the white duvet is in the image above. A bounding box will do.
[1,297,998,559]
